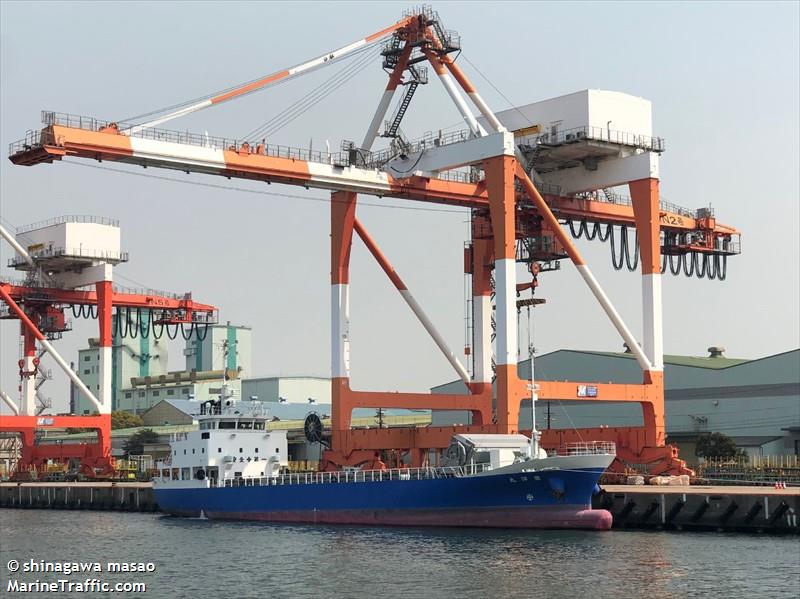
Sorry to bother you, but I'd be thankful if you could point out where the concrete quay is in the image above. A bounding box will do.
[595,484,800,533]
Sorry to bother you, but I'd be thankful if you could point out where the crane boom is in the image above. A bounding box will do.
[8,118,739,241]
[125,17,415,135]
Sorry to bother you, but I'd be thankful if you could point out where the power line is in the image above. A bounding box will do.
[60,160,467,215]
[114,272,156,290]
[460,54,534,129]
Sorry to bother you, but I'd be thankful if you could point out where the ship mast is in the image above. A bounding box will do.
[219,336,237,407]
[527,306,540,458]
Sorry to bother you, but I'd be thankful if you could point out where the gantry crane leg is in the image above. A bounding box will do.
[468,220,494,400]
[630,177,666,448]
[484,155,527,433]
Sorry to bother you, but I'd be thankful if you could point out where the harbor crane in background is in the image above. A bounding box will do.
[4,6,740,476]
[0,218,218,478]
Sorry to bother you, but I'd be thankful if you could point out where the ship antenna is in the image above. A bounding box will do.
[220,337,230,406]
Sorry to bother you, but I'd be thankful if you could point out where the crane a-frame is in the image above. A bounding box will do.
[6,7,740,475]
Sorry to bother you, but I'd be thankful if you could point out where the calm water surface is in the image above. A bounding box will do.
[0,509,797,598]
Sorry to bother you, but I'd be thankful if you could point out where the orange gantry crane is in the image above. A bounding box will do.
[0,240,217,478]
[6,7,740,475]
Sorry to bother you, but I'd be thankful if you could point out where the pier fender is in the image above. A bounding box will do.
[767,501,789,526]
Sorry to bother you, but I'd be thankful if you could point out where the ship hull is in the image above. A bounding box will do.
[155,461,612,530]
[164,505,610,529]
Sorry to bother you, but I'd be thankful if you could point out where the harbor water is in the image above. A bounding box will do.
[0,509,797,598]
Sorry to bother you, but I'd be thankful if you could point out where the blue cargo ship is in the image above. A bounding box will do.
[153,402,614,530]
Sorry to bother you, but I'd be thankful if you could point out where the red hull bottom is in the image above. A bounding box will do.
[178,506,613,530]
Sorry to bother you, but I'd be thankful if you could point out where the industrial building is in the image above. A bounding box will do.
[242,376,331,404]
[117,371,242,414]
[183,322,251,377]
[73,321,251,414]
[432,347,800,462]
[73,311,169,414]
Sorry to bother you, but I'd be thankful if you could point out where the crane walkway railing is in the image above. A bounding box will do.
[516,125,666,153]
[16,215,120,234]
[10,111,353,167]
[570,191,698,219]
[8,246,129,267]
[9,112,481,186]
[0,278,209,309]
[9,112,701,218]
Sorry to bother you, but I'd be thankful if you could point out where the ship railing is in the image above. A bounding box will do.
[555,441,617,457]
[220,463,493,487]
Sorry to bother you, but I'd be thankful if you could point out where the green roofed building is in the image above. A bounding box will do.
[431,348,800,463]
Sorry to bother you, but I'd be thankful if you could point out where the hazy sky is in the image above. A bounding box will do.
[1,1,798,414]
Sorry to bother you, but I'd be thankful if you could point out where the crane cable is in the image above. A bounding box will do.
[60,161,467,214]
[120,34,394,127]
[260,45,382,139]
[242,43,377,139]
[242,42,383,141]
[566,218,728,280]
